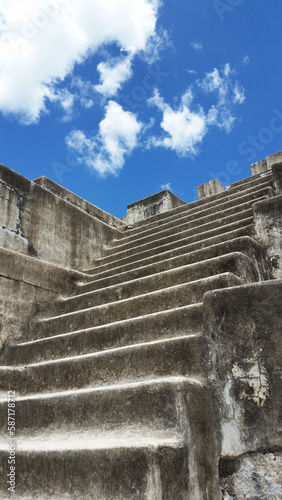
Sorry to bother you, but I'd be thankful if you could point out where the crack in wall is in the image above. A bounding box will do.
[0,180,38,257]
[0,272,53,292]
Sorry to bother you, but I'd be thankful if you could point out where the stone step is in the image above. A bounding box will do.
[54,253,258,315]
[0,438,189,499]
[0,377,198,439]
[223,170,272,193]
[82,226,253,281]
[95,208,254,267]
[34,273,243,339]
[225,170,272,191]
[78,237,269,295]
[0,335,206,395]
[124,174,272,232]
[5,304,203,365]
[112,188,271,248]
[85,218,253,276]
[0,378,219,498]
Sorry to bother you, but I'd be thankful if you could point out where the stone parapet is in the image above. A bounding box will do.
[124,189,187,225]
[34,175,125,230]
[197,179,224,199]
[250,150,282,176]
[0,164,122,270]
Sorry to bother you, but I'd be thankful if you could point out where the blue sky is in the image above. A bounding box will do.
[0,0,281,218]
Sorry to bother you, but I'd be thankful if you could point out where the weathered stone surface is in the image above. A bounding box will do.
[0,164,123,270]
[0,247,85,346]
[34,175,125,230]
[125,189,186,225]
[272,161,282,194]
[197,178,224,199]
[205,280,282,458]
[253,194,282,278]
[221,452,282,499]
[0,158,281,498]
[250,150,282,175]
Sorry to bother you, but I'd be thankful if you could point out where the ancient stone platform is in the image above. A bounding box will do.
[0,154,281,498]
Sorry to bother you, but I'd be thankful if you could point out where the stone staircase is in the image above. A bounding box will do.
[0,170,276,499]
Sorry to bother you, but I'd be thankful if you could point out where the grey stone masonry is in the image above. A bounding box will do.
[0,153,281,499]
[124,189,187,225]
[197,178,224,199]
[250,149,282,175]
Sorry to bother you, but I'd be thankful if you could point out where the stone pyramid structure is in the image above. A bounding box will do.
[0,153,281,498]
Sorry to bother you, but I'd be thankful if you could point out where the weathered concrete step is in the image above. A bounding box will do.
[0,439,189,499]
[0,377,199,438]
[82,226,253,281]
[112,188,271,248]
[225,170,272,191]
[55,253,258,315]
[124,175,272,232]
[222,170,273,194]
[79,236,269,294]
[85,218,253,276]
[0,335,206,395]
[35,273,243,339]
[5,304,203,364]
[95,208,254,267]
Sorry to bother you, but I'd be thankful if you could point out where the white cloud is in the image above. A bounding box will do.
[147,89,207,157]
[0,0,160,123]
[95,56,133,97]
[161,182,172,190]
[71,78,95,109]
[186,69,197,75]
[66,101,143,176]
[147,63,246,157]
[233,83,245,104]
[191,41,203,51]
[199,63,244,131]
[243,55,250,65]
[49,78,96,121]
[52,88,75,122]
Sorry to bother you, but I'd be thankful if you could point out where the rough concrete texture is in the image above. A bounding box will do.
[125,189,186,225]
[204,280,282,458]
[253,193,282,278]
[0,247,86,346]
[34,175,125,230]
[250,150,282,175]
[221,452,282,499]
[197,179,224,199]
[0,163,122,270]
[0,152,281,498]
[272,162,282,194]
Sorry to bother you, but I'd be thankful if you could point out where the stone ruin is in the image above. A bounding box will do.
[0,151,281,499]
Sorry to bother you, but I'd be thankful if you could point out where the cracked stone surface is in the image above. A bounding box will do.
[221,452,282,499]
[0,157,281,498]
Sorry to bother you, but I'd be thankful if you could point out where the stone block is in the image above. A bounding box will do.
[250,150,282,176]
[197,179,224,199]
[126,190,186,225]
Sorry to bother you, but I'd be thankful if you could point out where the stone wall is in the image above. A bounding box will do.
[204,280,282,499]
[253,163,282,278]
[0,247,87,347]
[0,157,281,498]
[0,164,124,270]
